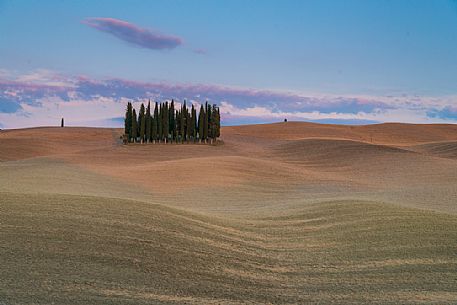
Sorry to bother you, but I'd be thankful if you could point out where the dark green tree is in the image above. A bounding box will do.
[209,105,215,141]
[190,104,197,142]
[169,100,175,142]
[215,106,221,138]
[163,102,169,143]
[209,104,220,142]
[125,102,133,141]
[139,103,146,143]
[194,106,198,141]
[203,102,209,142]
[158,103,163,142]
[152,102,159,143]
[145,100,151,142]
[207,103,212,141]
[185,109,189,142]
[179,105,184,143]
[198,104,204,142]
[131,108,138,142]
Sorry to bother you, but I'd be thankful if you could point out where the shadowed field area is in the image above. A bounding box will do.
[1,122,457,304]
[2,193,457,304]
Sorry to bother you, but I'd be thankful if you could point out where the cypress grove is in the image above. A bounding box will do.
[124,101,221,144]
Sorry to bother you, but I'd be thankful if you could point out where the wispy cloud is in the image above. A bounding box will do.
[1,69,456,128]
[82,17,183,50]
[192,48,207,55]
[427,106,457,120]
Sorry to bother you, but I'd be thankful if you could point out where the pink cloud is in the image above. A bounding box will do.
[2,69,457,128]
[82,17,183,50]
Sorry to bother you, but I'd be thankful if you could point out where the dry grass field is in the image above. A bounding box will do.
[1,122,457,304]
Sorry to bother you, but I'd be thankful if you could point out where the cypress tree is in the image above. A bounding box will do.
[139,103,146,143]
[152,102,159,143]
[163,102,169,143]
[173,109,177,142]
[180,103,185,143]
[193,106,198,141]
[145,100,151,143]
[209,104,220,142]
[131,108,138,143]
[169,100,175,142]
[215,106,221,138]
[198,104,204,142]
[149,116,153,142]
[188,105,193,142]
[203,103,208,142]
[209,105,215,141]
[124,103,129,136]
[185,109,191,143]
[207,103,212,141]
[151,112,157,144]
[176,109,181,142]
[183,102,187,142]
[190,104,196,142]
[125,102,133,141]
[195,105,199,139]
[158,103,163,142]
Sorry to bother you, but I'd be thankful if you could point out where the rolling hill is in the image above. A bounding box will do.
[1,121,457,304]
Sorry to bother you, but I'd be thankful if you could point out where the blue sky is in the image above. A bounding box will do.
[1,0,457,128]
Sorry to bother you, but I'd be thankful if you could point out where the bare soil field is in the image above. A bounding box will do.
[1,122,457,304]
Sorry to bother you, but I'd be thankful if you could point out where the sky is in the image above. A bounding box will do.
[1,0,457,128]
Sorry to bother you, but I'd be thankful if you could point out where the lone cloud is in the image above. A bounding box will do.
[83,17,183,50]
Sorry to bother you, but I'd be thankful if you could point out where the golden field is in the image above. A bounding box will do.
[1,122,457,304]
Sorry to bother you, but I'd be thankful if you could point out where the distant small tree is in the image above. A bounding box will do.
[61,118,64,128]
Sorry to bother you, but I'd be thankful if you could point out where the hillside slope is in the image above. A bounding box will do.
[1,122,457,304]
[2,192,457,305]
[223,121,457,145]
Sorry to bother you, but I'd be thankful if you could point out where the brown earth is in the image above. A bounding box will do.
[1,121,457,304]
